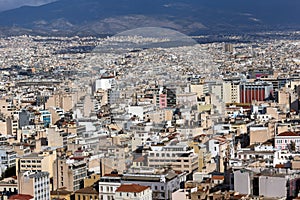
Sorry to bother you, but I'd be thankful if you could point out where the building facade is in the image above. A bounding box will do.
[115,184,152,200]
[18,171,50,200]
[240,82,273,104]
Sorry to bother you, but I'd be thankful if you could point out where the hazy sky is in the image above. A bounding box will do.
[0,0,57,12]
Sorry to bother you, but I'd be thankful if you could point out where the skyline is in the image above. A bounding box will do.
[0,1,299,200]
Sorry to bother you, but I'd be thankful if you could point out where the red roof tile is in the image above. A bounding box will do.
[133,156,145,162]
[277,131,299,137]
[116,184,149,193]
[9,194,33,200]
[275,164,285,168]
[212,175,225,180]
[75,187,98,194]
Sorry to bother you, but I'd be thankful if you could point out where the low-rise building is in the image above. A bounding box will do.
[121,167,186,200]
[115,184,152,200]
[275,131,300,150]
[99,174,122,200]
[74,186,98,200]
[0,177,18,197]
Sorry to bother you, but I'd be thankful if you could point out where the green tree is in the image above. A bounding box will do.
[1,166,16,180]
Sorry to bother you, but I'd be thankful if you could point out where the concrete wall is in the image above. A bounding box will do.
[234,170,251,195]
[250,127,270,145]
[259,176,287,198]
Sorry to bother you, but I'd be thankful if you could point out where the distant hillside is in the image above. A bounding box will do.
[0,0,299,36]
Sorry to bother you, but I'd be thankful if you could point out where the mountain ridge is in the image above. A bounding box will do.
[0,0,299,36]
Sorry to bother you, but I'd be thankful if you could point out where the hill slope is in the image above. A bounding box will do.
[0,0,299,36]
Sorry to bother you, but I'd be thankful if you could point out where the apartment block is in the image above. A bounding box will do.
[148,143,198,173]
[53,158,87,192]
[18,171,50,200]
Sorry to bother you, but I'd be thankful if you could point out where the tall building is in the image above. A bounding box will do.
[240,82,273,104]
[6,116,18,137]
[100,146,127,176]
[53,158,87,192]
[45,92,74,112]
[159,94,167,109]
[222,79,240,103]
[0,147,16,175]
[94,76,116,92]
[18,110,33,128]
[18,171,50,200]
[224,43,234,53]
[164,87,177,108]
[38,110,52,127]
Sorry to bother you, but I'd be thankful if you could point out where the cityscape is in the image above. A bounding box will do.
[0,1,300,200]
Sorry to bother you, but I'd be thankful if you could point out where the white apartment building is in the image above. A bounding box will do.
[275,131,300,150]
[99,174,122,200]
[0,147,16,175]
[18,171,50,200]
[223,81,240,103]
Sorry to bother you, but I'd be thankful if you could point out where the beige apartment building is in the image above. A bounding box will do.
[0,118,8,135]
[249,127,271,145]
[144,109,173,123]
[0,97,17,118]
[100,145,128,176]
[16,150,57,178]
[190,84,204,99]
[45,92,74,112]
[53,158,87,192]
[148,143,198,173]
[222,81,240,103]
